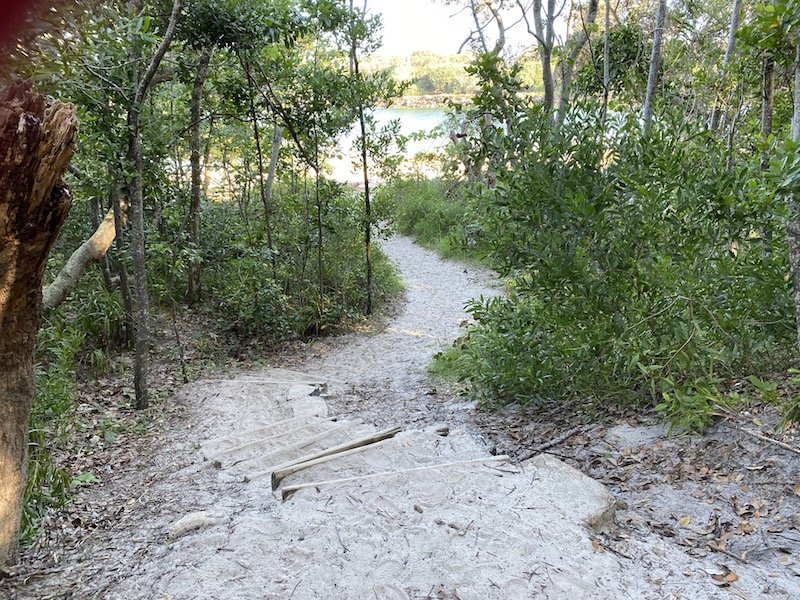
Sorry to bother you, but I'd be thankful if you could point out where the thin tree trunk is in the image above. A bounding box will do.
[0,81,77,567]
[202,114,215,195]
[642,0,667,137]
[188,46,213,305]
[555,0,600,128]
[517,0,555,112]
[762,55,775,137]
[349,0,373,315]
[127,0,182,410]
[110,179,134,346]
[265,124,283,205]
[709,0,743,132]
[244,58,277,278]
[602,0,611,121]
[789,44,800,350]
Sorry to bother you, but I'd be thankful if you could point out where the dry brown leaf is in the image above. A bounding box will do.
[591,539,605,553]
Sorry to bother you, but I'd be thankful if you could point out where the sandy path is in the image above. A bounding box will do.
[4,236,791,599]
[290,235,499,430]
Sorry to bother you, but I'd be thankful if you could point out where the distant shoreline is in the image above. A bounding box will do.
[388,94,472,109]
[386,91,541,110]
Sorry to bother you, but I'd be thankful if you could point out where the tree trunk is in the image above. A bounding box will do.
[349,0,373,315]
[0,80,77,567]
[789,44,800,350]
[111,180,134,346]
[642,0,667,137]
[188,46,213,305]
[517,0,555,112]
[265,124,283,206]
[762,55,775,137]
[42,203,126,311]
[602,0,611,121]
[709,0,743,132]
[126,0,182,410]
[243,58,277,278]
[555,0,600,128]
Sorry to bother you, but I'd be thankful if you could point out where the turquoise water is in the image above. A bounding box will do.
[373,107,447,137]
[332,107,449,180]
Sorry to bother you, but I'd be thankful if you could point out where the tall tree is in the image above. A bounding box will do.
[642,0,666,137]
[555,0,600,128]
[0,81,77,566]
[709,0,743,132]
[188,46,214,304]
[517,0,558,112]
[789,42,800,349]
[126,0,183,410]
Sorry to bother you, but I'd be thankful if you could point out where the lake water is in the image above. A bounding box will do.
[331,107,449,182]
[373,107,448,138]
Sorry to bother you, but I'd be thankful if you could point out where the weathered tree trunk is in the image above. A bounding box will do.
[642,0,667,137]
[709,0,743,132]
[265,124,283,205]
[188,46,213,305]
[0,81,77,567]
[555,0,600,128]
[42,204,125,311]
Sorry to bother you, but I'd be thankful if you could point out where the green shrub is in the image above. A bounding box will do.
[379,178,487,260]
[449,101,794,431]
[201,181,401,339]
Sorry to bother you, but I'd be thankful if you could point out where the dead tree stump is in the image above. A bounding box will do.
[0,80,76,566]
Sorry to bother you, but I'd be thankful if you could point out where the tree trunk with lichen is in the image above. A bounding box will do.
[0,80,77,567]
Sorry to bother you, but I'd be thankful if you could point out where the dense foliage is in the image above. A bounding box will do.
[393,0,800,432]
[1,0,405,542]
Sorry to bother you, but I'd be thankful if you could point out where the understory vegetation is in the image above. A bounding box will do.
[2,0,406,544]
[391,0,800,434]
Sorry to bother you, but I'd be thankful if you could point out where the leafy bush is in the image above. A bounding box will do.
[445,101,794,430]
[379,178,487,259]
[200,181,401,339]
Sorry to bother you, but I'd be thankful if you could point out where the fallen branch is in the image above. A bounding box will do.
[735,426,800,457]
[519,426,591,462]
[281,455,510,501]
[249,425,401,484]
[270,438,393,490]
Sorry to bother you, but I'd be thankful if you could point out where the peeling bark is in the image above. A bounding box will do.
[42,203,127,311]
[0,80,77,566]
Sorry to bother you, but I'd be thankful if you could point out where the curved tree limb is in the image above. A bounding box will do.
[42,202,128,311]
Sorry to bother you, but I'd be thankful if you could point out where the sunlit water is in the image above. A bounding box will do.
[331,107,449,183]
